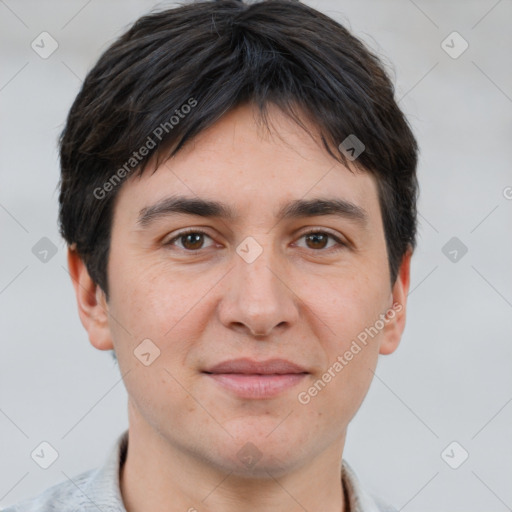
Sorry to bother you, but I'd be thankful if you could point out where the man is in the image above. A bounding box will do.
[4,0,418,510]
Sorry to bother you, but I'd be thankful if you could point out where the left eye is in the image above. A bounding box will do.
[164,230,345,252]
[294,231,345,251]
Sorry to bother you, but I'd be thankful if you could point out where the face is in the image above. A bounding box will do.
[71,102,410,478]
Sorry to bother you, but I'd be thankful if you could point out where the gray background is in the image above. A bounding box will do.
[1,0,511,510]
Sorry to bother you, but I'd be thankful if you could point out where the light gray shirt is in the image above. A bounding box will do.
[3,430,397,512]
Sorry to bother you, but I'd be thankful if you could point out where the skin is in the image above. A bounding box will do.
[68,102,411,512]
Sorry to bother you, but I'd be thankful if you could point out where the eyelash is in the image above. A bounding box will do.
[164,229,347,254]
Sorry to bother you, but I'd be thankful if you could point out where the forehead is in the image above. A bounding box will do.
[114,102,381,226]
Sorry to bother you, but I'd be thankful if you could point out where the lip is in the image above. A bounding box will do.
[204,358,308,375]
[203,358,309,399]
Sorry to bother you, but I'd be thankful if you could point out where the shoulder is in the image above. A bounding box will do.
[2,468,100,512]
[3,430,128,512]
[369,495,399,512]
[342,459,398,512]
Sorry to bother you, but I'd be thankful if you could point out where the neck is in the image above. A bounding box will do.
[120,402,347,512]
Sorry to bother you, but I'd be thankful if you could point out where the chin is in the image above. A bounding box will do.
[212,432,309,479]
[224,451,304,479]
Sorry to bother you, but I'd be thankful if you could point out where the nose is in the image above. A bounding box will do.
[217,243,300,338]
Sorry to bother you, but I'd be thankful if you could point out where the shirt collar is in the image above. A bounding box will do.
[341,459,395,512]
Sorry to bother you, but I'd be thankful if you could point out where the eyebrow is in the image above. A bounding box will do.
[136,195,369,228]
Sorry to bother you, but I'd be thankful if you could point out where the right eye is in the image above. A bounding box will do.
[163,229,216,252]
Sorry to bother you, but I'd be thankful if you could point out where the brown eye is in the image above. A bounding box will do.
[180,233,205,250]
[305,232,329,250]
[165,230,215,251]
[296,230,346,252]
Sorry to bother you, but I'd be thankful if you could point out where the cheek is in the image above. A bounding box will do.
[296,268,386,409]
[122,360,205,438]
[108,258,205,338]
[300,341,379,428]
[304,268,388,347]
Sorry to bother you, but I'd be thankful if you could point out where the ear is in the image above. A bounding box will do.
[378,247,412,355]
[67,246,114,352]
